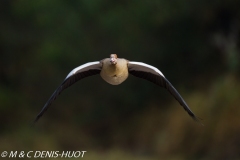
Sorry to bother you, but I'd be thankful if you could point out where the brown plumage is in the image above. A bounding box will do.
[34,54,202,124]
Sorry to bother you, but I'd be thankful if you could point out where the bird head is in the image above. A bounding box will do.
[110,54,117,65]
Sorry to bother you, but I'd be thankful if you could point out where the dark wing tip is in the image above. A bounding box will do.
[129,70,203,125]
[34,116,39,123]
[33,68,101,124]
[31,114,42,127]
[33,87,61,124]
[192,116,204,126]
[33,107,48,124]
[34,113,42,123]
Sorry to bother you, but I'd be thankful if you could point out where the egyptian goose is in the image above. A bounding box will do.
[34,54,201,123]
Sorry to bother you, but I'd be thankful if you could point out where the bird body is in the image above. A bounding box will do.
[34,54,201,124]
[100,58,129,85]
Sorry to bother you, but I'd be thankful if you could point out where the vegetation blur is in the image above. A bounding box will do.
[1,0,240,159]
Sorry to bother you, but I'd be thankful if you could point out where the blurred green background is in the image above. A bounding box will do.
[1,0,240,159]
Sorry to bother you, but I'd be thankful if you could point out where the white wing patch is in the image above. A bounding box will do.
[66,61,100,79]
[128,61,165,77]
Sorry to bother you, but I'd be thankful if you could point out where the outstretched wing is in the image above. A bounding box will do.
[34,61,102,123]
[128,61,201,123]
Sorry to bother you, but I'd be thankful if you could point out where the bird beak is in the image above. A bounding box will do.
[110,58,116,64]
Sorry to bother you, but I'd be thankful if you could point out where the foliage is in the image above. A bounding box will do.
[0,0,240,159]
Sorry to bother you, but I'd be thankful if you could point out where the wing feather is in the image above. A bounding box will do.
[34,61,101,123]
[128,61,201,124]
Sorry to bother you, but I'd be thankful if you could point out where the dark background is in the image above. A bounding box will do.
[1,0,240,159]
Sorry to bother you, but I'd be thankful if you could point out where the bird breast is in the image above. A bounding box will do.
[100,59,129,85]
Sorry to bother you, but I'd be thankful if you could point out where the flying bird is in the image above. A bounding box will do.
[34,54,201,123]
